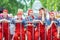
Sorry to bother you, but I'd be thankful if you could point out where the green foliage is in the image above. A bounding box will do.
[0,0,25,15]
[0,0,60,15]
[0,0,18,15]
[0,0,34,15]
[40,0,59,11]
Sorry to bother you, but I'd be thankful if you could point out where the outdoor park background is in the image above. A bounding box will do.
[0,0,60,16]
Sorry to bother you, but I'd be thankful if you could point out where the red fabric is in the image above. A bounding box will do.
[35,29,39,40]
[2,22,10,40]
[3,22,10,40]
[13,23,25,40]
[27,24,35,40]
[47,23,58,40]
[35,22,45,40]
[0,32,2,40]
[0,23,2,40]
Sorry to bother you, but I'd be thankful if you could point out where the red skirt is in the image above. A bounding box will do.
[35,22,46,40]
[0,23,2,40]
[26,24,35,40]
[2,22,10,40]
[13,23,25,40]
[47,23,58,40]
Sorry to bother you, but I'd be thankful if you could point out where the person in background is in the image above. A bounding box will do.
[8,13,15,39]
[45,11,58,27]
[24,9,35,40]
[45,11,58,32]
[34,8,46,40]
[2,9,11,20]
[45,11,59,40]
[34,8,46,21]
[0,9,12,40]
[55,12,60,39]
[13,9,25,40]
[25,9,34,22]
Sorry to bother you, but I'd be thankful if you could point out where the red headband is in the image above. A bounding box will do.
[3,9,8,13]
[49,12,54,16]
[28,9,33,15]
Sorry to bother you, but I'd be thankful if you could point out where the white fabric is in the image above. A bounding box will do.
[9,24,15,35]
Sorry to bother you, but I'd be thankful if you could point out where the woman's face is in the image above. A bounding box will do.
[50,13,55,19]
[39,10,45,17]
[39,13,42,17]
[39,10,45,14]
[3,12,8,16]
[17,11,23,17]
[2,12,8,18]
[29,11,33,16]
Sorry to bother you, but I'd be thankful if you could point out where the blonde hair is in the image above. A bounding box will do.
[18,9,23,12]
